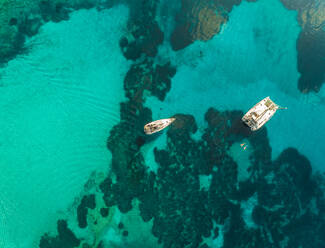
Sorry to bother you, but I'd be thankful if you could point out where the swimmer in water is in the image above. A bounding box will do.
[240,143,248,150]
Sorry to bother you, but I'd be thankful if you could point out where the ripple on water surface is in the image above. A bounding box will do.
[0,5,130,248]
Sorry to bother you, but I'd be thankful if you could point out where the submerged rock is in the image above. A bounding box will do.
[170,0,252,50]
[124,60,176,101]
[119,0,163,60]
[39,220,80,248]
[280,0,325,92]
[77,194,96,228]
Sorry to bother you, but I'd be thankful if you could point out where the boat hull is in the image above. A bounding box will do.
[242,97,278,131]
[144,118,176,134]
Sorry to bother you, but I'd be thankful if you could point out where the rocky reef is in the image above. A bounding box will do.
[170,0,258,51]
[77,194,96,228]
[39,220,80,248]
[97,103,325,248]
[280,0,325,92]
[119,0,163,60]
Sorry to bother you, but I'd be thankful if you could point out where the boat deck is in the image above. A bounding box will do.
[242,97,278,131]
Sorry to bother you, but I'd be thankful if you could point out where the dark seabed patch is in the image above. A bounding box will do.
[170,0,259,51]
[103,1,176,210]
[280,0,325,92]
[39,220,80,248]
[144,109,325,248]
[119,0,163,60]
[100,104,325,248]
[99,208,109,217]
[74,105,325,248]
[77,194,96,228]
[0,0,116,65]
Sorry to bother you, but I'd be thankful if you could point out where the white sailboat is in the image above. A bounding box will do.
[144,117,176,134]
[242,97,286,131]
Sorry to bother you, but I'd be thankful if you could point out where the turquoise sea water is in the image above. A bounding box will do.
[0,0,325,247]
[0,5,130,247]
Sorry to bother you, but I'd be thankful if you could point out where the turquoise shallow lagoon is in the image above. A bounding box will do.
[0,5,130,247]
[0,0,325,247]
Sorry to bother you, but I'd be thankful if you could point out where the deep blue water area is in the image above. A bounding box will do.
[0,0,325,247]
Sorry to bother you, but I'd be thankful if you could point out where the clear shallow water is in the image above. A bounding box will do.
[0,5,130,247]
[0,0,325,248]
